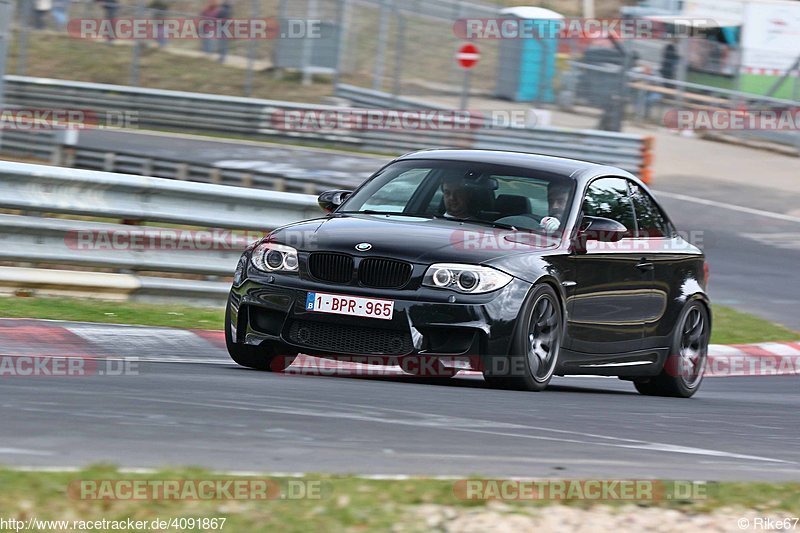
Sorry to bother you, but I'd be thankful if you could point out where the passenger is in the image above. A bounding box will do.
[541,184,570,233]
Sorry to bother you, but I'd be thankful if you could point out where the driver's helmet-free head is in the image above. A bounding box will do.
[441,171,496,218]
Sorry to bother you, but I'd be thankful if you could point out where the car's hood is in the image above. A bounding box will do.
[270,214,558,264]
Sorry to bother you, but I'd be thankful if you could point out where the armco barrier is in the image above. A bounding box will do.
[2,76,653,177]
[0,161,319,304]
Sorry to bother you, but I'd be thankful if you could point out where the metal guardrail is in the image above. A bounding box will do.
[333,84,451,111]
[62,145,363,194]
[0,129,60,161]
[3,76,652,177]
[0,161,320,304]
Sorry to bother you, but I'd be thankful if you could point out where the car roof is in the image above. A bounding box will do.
[395,149,635,184]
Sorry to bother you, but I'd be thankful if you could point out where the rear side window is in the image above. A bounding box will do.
[581,177,636,237]
[629,184,670,238]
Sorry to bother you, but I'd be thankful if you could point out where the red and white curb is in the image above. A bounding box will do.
[0,318,798,378]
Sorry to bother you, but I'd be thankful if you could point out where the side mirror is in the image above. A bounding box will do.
[574,216,627,252]
[317,190,353,213]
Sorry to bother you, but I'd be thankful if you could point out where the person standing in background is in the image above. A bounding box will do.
[97,0,119,42]
[51,0,70,30]
[148,0,169,48]
[215,0,232,63]
[660,39,680,85]
[199,0,219,55]
[34,0,53,29]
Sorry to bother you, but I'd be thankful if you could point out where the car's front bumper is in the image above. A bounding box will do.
[228,271,532,360]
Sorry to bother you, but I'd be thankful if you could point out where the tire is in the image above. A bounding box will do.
[225,299,296,371]
[634,300,710,398]
[483,284,563,392]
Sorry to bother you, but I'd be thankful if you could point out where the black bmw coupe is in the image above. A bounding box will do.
[226,150,711,397]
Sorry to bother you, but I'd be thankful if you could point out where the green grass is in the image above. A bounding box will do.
[0,466,797,532]
[7,32,332,102]
[1,296,799,346]
[710,306,800,345]
[0,295,224,330]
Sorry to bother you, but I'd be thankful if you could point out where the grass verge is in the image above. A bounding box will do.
[709,306,800,345]
[0,466,797,533]
[1,296,799,345]
[0,295,224,330]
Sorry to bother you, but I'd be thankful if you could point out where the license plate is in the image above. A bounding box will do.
[305,292,394,320]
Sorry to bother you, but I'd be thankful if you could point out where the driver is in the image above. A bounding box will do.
[442,175,477,219]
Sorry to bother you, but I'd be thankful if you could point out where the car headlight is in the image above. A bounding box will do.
[423,263,512,294]
[250,242,299,273]
[232,254,248,286]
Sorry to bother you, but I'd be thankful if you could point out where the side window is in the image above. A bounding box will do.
[629,184,670,238]
[581,177,636,237]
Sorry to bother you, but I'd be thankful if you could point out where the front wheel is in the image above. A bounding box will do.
[634,300,710,398]
[225,299,296,371]
[483,284,563,392]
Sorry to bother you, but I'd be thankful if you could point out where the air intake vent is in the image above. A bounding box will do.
[359,258,412,289]
[287,320,414,355]
[308,253,354,284]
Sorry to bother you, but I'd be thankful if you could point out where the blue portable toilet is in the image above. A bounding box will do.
[495,7,564,103]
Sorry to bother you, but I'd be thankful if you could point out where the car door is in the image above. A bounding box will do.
[566,177,654,355]
[628,182,684,350]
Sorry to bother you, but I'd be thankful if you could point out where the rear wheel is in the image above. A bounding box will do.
[225,300,296,371]
[634,300,709,398]
[483,284,562,391]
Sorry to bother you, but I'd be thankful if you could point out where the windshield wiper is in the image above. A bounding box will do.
[338,210,432,217]
[432,215,519,231]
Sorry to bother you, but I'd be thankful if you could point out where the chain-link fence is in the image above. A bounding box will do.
[5,0,800,147]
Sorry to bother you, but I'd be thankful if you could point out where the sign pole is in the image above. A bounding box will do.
[460,68,472,110]
[0,0,14,150]
[456,43,480,110]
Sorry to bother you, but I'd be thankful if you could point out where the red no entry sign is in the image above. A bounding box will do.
[456,43,480,69]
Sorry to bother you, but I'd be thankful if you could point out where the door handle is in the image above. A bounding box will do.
[636,261,654,272]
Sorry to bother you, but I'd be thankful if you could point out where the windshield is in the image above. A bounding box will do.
[339,159,576,237]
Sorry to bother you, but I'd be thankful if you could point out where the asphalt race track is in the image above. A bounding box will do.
[0,319,798,481]
[652,176,800,330]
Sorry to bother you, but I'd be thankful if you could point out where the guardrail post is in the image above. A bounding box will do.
[210,168,222,184]
[273,178,286,192]
[51,130,78,166]
[103,152,117,172]
[141,158,153,176]
[176,163,189,181]
[242,173,253,188]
